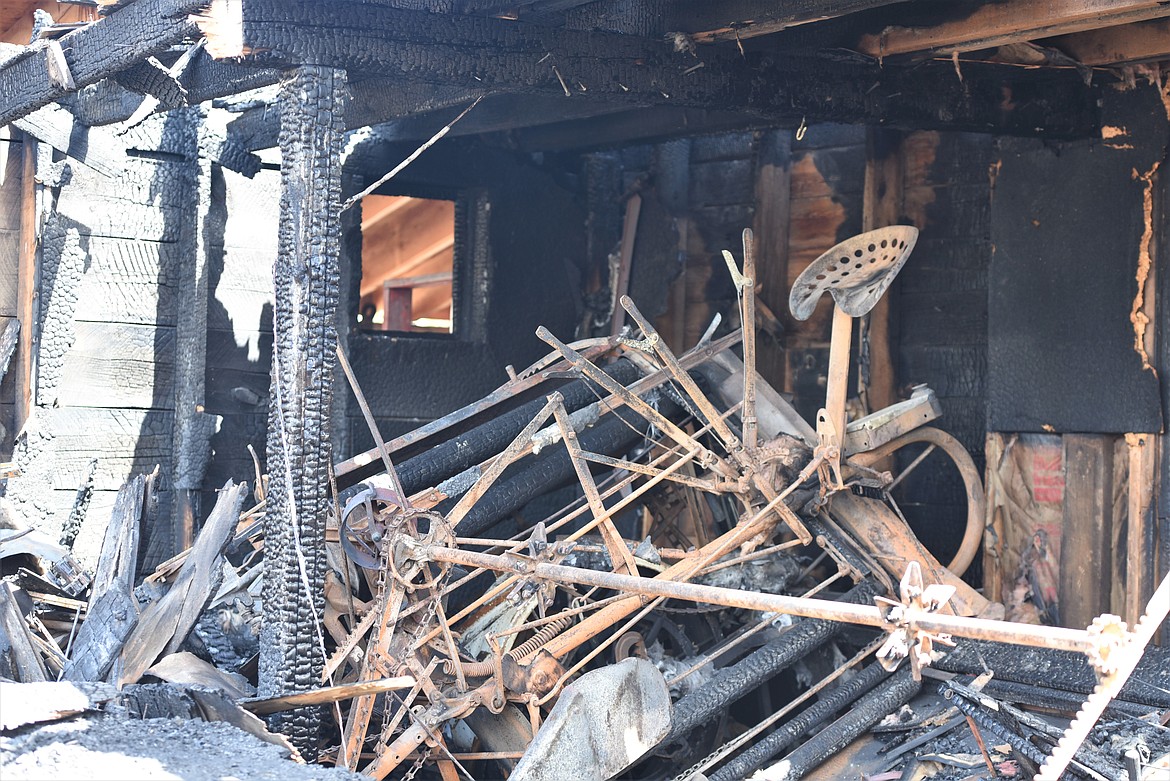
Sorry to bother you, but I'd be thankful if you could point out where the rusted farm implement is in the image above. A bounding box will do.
[315,227,1168,780]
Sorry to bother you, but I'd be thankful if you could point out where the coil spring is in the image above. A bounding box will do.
[449,612,576,677]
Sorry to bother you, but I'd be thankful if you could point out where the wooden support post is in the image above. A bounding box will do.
[752,130,791,394]
[259,65,347,760]
[15,132,37,433]
[859,128,903,417]
[1124,433,1154,626]
[1059,434,1114,629]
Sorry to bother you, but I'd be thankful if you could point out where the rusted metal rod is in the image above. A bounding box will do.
[420,545,1101,655]
[241,676,416,715]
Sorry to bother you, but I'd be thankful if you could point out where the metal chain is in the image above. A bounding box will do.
[401,746,431,781]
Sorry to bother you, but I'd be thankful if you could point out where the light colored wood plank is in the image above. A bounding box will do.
[73,237,180,325]
[56,322,175,409]
[1059,434,1114,629]
[1124,433,1155,626]
[1048,17,1170,65]
[0,231,18,316]
[15,131,35,433]
[858,0,1170,56]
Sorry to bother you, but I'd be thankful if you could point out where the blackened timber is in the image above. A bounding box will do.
[259,66,346,760]
[226,80,482,151]
[196,0,1099,138]
[667,0,908,43]
[0,0,205,127]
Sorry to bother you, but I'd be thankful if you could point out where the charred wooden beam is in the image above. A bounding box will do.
[194,0,1099,138]
[0,0,204,127]
[504,104,767,150]
[1046,18,1170,66]
[259,65,347,760]
[458,0,605,16]
[226,80,481,151]
[858,0,1170,57]
[666,0,909,44]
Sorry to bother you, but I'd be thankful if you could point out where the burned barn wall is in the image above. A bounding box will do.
[988,85,1166,435]
[893,130,996,571]
[3,113,207,567]
[338,138,587,455]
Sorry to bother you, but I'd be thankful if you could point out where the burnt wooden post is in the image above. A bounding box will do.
[259,65,346,757]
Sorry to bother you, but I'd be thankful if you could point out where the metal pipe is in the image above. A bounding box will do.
[421,545,1101,655]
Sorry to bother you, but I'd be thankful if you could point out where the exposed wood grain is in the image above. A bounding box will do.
[858,0,1170,57]
[63,474,144,682]
[1124,433,1155,626]
[15,132,35,434]
[56,322,175,409]
[1059,434,1114,629]
[118,481,245,686]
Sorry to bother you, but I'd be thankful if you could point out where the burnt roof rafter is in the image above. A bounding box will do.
[191,0,1099,138]
[0,0,205,127]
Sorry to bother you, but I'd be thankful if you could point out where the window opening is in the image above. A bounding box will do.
[358,194,456,333]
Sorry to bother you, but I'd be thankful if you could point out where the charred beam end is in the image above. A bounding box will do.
[259,65,346,760]
[0,0,207,127]
[193,0,1099,138]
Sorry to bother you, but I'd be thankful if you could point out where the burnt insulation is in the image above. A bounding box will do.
[259,66,346,759]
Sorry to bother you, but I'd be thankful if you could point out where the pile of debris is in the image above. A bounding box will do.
[3,228,1169,780]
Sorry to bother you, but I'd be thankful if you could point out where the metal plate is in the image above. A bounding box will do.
[789,226,919,321]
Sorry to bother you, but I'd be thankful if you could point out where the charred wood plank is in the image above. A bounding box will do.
[259,66,346,759]
[664,582,878,746]
[0,0,206,127]
[117,480,246,686]
[195,0,1099,138]
[62,474,145,683]
[0,582,48,682]
[667,0,908,44]
[11,103,125,177]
